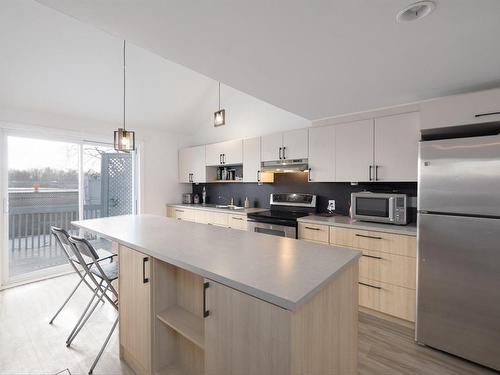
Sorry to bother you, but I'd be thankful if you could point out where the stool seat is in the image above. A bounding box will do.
[90,261,118,281]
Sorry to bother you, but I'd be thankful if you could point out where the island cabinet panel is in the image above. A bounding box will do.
[204,262,358,375]
[119,245,152,375]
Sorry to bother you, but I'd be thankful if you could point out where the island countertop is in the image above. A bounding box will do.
[73,214,360,311]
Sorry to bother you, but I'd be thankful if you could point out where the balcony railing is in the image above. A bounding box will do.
[8,203,103,277]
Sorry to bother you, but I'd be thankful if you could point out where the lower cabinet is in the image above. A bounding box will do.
[119,245,152,375]
[166,207,247,229]
[298,223,329,243]
[227,214,247,230]
[329,226,417,322]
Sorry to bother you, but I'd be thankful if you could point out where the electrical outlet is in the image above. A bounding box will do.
[327,200,336,212]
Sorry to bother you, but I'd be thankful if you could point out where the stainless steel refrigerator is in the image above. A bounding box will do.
[417,134,500,371]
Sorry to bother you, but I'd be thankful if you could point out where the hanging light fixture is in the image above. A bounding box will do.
[214,82,226,127]
[114,40,136,152]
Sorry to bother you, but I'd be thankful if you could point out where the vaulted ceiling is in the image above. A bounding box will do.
[35,0,500,120]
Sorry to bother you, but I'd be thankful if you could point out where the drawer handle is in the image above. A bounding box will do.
[305,226,321,231]
[359,281,381,290]
[232,217,243,220]
[475,111,500,118]
[362,254,383,260]
[355,234,382,240]
[142,257,149,284]
[175,209,184,212]
[203,282,210,318]
[177,218,182,220]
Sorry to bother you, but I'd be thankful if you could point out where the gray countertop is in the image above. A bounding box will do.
[73,214,360,311]
[298,215,417,236]
[167,203,267,215]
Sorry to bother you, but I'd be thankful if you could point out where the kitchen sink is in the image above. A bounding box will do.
[215,205,244,210]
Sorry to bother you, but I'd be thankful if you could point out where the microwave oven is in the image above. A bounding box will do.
[350,192,408,225]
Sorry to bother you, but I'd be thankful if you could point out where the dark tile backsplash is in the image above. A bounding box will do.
[192,173,418,222]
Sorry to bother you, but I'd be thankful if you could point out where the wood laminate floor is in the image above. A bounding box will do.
[0,274,497,375]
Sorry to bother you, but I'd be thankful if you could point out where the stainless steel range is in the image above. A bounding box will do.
[247,193,316,238]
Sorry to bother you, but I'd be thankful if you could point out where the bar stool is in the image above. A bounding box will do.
[49,227,115,327]
[68,235,119,374]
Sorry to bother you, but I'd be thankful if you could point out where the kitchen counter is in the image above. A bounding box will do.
[166,203,268,215]
[73,214,360,311]
[298,214,417,236]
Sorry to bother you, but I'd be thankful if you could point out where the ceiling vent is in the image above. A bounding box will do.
[396,1,436,23]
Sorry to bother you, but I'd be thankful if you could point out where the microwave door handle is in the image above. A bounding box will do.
[388,197,395,221]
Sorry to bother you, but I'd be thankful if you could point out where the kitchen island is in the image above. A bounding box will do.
[73,214,361,375]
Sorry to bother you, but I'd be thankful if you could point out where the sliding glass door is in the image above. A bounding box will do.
[2,134,136,285]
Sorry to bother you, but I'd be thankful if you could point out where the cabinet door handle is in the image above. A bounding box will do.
[188,173,193,183]
[475,111,500,118]
[308,168,312,182]
[219,154,222,164]
[175,209,185,212]
[257,170,261,182]
[282,146,286,159]
[359,281,381,290]
[232,217,243,221]
[203,282,210,317]
[355,233,383,240]
[362,254,383,260]
[304,226,320,231]
[142,257,149,284]
[369,165,373,181]
[279,147,282,160]
[375,165,379,181]
[223,154,226,164]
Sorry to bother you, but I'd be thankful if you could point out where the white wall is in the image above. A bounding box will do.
[0,107,188,215]
[186,82,310,145]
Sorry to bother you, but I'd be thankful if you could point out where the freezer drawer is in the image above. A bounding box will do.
[417,213,500,371]
[418,135,500,216]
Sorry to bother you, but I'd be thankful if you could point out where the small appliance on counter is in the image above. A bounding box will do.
[182,193,192,204]
[350,192,408,225]
[193,194,200,204]
[247,193,317,238]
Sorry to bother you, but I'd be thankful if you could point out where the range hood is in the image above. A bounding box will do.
[260,159,308,173]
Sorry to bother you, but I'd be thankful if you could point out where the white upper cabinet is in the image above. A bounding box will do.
[282,128,308,159]
[261,129,308,162]
[420,88,500,130]
[308,125,335,182]
[205,140,243,166]
[374,112,420,182]
[243,137,261,183]
[223,139,243,165]
[261,132,283,162]
[335,119,374,182]
[178,145,206,183]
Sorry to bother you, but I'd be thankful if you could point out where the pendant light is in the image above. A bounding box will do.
[114,40,136,152]
[213,82,226,127]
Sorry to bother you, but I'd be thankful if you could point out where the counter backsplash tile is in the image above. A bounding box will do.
[192,173,418,222]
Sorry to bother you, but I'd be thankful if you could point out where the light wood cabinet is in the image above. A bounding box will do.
[298,223,329,244]
[329,226,417,322]
[169,207,196,222]
[179,146,206,183]
[205,264,358,375]
[308,125,335,182]
[335,119,374,182]
[261,129,308,162]
[374,112,420,181]
[228,214,247,230]
[205,140,243,166]
[119,245,152,375]
[420,88,500,130]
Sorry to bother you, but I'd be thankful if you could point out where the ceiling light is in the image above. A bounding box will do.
[114,40,136,152]
[396,1,436,23]
[214,82,226,127]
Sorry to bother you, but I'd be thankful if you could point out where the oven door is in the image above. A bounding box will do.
[247,220,296,238]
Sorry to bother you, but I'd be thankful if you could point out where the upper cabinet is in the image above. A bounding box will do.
[335,119,374,182]
[178,145,206,183]
[206,140,243,166]
[243,137,261,183]
[308,125,335,182]
[261,129,308,162]
[420,88,500,130]
[335,113,420,182]
[374,112,420,181]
